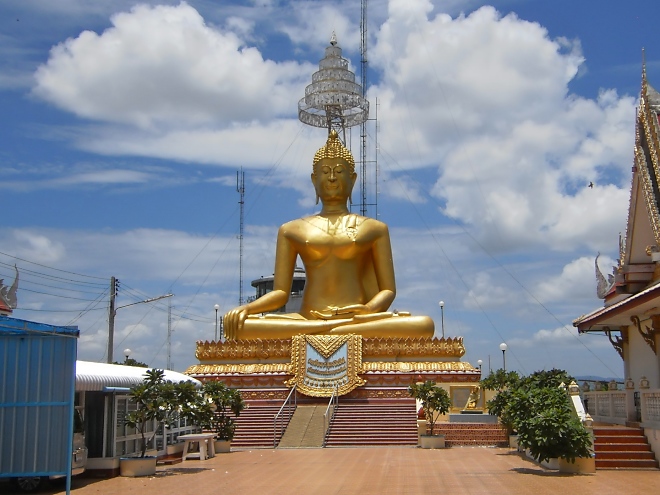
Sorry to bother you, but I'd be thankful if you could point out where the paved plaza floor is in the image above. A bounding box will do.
[2,447,658,495]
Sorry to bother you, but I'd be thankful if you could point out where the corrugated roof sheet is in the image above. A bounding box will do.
[75,360,200,391]
[0,315,79,337]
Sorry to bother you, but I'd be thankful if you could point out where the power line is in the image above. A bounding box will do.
[0,251,106,281]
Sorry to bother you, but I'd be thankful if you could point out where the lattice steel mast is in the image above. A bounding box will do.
[360,0,368,216]
[237,168,245,305]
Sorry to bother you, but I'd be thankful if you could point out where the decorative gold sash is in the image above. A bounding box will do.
[285,334,365,397]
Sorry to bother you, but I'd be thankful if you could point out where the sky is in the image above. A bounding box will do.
[1,0,656,378]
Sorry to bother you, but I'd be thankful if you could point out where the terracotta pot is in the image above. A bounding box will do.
[420,434,446,449]
[509,435,519,449]
[558,457,596,474]
[214,440,231,453]
[119,456,157,477]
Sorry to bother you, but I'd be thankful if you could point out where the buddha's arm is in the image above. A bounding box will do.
[365,223,396,311]
[223,226,298,340]
[332,222,396,316]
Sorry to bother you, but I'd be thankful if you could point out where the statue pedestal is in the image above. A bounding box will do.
[186,336,479,405]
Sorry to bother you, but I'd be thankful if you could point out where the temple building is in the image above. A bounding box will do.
[573,63,660,458]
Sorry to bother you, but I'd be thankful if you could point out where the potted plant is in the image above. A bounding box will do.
[408,379,451,449]
[481,369,521,447]
[201,381,246,453]
[510,384,593,471]
[121,369,190,476]
[485,368,594,472]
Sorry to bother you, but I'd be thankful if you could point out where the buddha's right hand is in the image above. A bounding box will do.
[224,305,249,340]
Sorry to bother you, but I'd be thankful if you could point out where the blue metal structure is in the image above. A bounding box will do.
[0,316,79,493]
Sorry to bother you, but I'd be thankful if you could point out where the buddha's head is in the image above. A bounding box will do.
[312,130,357,205]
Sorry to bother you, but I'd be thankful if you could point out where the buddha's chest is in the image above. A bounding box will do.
[299,232,368,262]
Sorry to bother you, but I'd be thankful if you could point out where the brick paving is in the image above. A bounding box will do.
[2,447,659,495]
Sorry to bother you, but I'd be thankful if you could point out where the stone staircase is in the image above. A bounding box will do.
[324,400,418,447]
[278,405,326,448]
[593,425,659,469]
[431,423,509,447]
[231,401,291,449]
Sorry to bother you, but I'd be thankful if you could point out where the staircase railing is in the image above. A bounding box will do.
[273,385,297,447]
[322,386,338,447]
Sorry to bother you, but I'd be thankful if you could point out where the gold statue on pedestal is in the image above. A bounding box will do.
[224,131,434,340]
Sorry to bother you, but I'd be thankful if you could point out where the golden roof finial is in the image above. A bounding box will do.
[642,47,648,96]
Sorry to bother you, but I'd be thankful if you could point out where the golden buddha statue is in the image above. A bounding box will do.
[224,131,435,340]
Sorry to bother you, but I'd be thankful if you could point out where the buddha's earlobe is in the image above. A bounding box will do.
[311,172,319,204]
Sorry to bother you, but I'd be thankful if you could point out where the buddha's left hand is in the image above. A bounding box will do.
[310,304,371,319]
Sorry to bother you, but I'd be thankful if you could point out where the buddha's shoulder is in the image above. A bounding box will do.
[278,217,313,234]
[356,215,389,232]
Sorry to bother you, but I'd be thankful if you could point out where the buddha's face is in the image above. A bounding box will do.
[312,157,357,203]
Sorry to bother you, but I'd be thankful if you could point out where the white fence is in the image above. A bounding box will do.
[642,391,660,426]
[583,389,660,428]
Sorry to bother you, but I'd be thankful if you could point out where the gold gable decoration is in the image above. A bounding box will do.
[362,361,475,372]
[195,338,291,361]
[362,336,465,358]
[194,336,464,363]
[285,334,366,397]
[185,363,291,375]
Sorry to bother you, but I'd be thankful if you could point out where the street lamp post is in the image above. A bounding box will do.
[477,359,483,374]
[438,301,445,339]
[499,343,508,372]
[214,304,220,341]
[124,348,131,363]
[107,289,173,364]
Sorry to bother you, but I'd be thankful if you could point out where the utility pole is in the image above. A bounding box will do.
[107,280,173,365]
[107,276,118,364]
[166,299,172,370]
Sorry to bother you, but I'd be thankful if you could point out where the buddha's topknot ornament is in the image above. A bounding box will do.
[313,130,355,172]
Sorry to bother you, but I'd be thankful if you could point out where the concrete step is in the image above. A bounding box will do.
[596,451,657,460]
[431,423,509,447]
[231,403,295,449]
[595,443,652,452]
[596,458,659,469]
[325,402,418,447]
[595,435,648,444]
[593,426,659,470]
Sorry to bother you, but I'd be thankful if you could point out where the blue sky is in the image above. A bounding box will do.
[1,0,657,377]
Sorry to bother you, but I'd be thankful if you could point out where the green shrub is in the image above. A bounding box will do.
[481,368,592,463]
[408,380,451,436]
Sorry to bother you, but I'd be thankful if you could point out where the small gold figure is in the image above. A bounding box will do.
[224,131,435,340]
[464,385,481,410]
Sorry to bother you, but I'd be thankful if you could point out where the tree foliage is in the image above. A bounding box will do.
[408,380,451,436]
[481,368,592,463]
[114,358,149,368]
[201,381,246,441]
[124,369,206,457]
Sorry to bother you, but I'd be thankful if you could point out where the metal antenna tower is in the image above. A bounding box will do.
[360,0,368,216]
[237,168,245,305]
[298,32,369,146]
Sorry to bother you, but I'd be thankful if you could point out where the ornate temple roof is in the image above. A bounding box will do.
[619,65,660,268]
[647,82,660,111]
[575,63,660,331]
